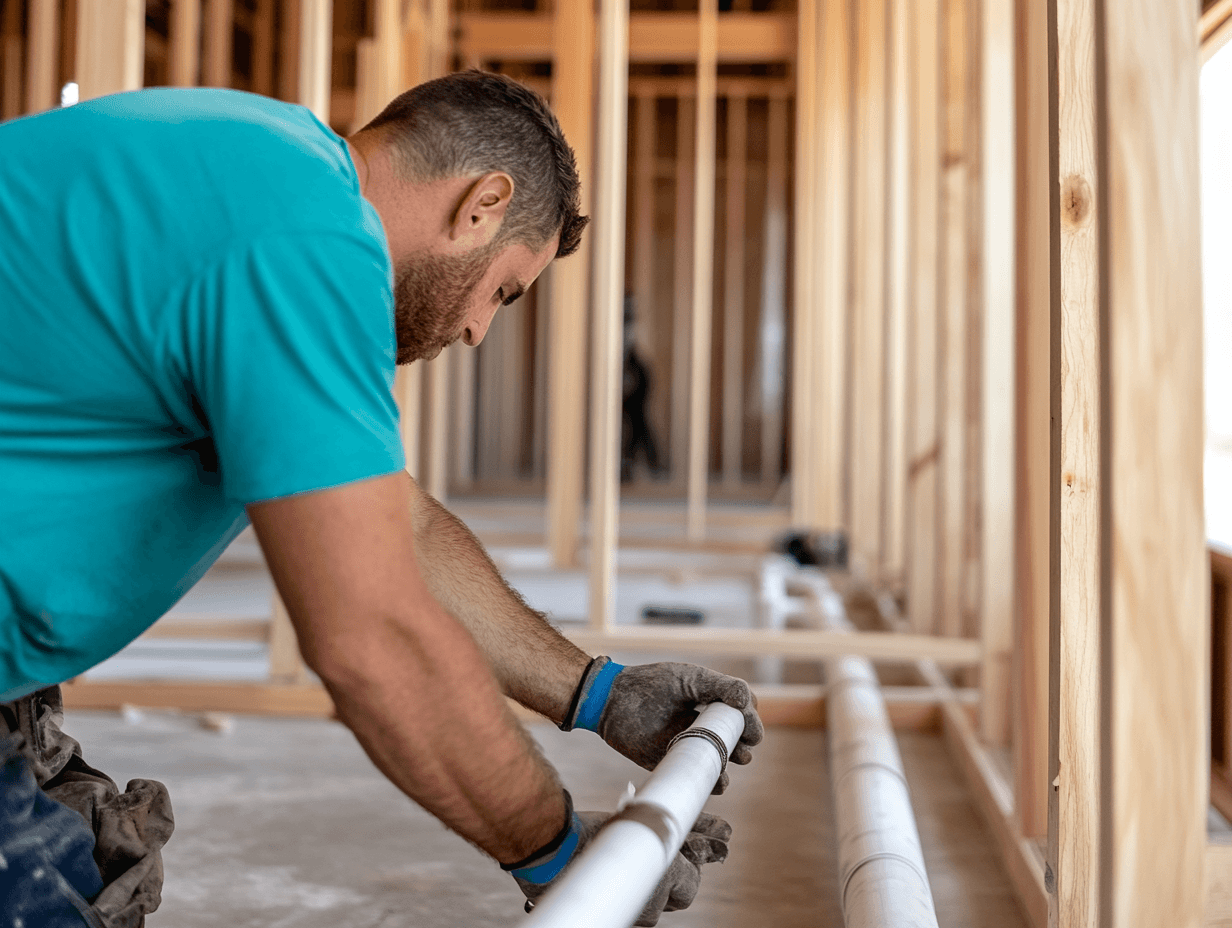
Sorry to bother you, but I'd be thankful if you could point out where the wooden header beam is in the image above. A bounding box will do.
[457,11,794,65]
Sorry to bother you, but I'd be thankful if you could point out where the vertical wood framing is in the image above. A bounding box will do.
[425,352,451,499]
[882,0,912,589]
[252,0,275,96]
[670,94,695,484]
[171,0,202,87]
[453,342,477,487]
[1,0,22,120]
[759,90,789,487]
[632,91,657,359]
[1049,0,1100,921]
[686,0,718,542]
[937,0,970,638]
[790,0,819,527]
[587,0,629,628]
[848,0,890,574]
[546,0,594,567]
[720,92,748,488]
[1100,0,1207,923]
[75,0,145,101]
[278,0,301,102]
[905,0,941,635]
[298,0,332,123]
[1012,0,1051,842]
[26,0,60,113]
[978,0,1015,748]
[812,0,852,532]
[204,0,233,88]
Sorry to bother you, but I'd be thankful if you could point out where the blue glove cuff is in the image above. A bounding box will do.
[509,813,583,885]
[573,659,624,732]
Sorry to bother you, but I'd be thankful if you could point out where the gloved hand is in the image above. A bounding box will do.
[559,658,764,794]
[508,796,732,927]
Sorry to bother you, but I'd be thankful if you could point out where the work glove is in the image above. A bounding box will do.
[559,657,764,794]
[506,791,732,927]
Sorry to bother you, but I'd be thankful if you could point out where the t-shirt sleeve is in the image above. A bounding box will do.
[179,229,405,504]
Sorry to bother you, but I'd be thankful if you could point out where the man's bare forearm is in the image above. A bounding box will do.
[404,474,590,723]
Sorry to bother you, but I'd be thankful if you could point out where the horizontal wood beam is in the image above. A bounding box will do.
[562,626,982,665]
[62,680,335,717]
[141,618,270,642]
[1209,840,1232,927]
[457,12,795,64]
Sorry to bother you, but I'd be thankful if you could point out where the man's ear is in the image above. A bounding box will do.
[449,172,514,249]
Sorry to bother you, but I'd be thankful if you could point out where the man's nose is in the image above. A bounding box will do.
[463,308,497,346]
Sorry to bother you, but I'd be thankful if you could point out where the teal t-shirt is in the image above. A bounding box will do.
[0,88,406,701]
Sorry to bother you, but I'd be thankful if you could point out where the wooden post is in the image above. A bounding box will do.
[905,0,941,635]
[25,0,60,114]
[790,0,818,527]
[670,94,695,484]
[587,0,629,628]
[632,90,657,360]
[546,0,594,567]
[758,90,789,488]
[277,0,301,102]
[881,0,912,590]
[848,0,890,573]
[204,0,233,88]
[1050,0,1208,924]
[1012,0,1050,842]
[813,0,853,532]
[1,0,22,120]
[720,92,747,488]
[937,0,969,638]
[1049,0,1099,919]
[978,0,1015,747]
[170,0,202,88]
[75,0,145,101]
[685,0,718,542]
[252,0,275,97]
[298,0,332,123]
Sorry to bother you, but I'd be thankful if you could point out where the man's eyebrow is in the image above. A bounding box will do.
[502,283,527,306]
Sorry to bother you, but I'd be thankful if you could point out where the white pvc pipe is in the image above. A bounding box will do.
[524,702,745,928]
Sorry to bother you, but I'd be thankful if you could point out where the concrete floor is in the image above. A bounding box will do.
[64,710,1027,928]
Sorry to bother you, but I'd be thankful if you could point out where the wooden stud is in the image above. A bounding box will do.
[813,0,853,532]
[425,350,451,500]
[75,0,145,101]
[720,92,748,488]
[848,0,890,576]
[586,0,630,628]
[790,0,818,528]
[1012,0,1051,842]
[670,94,695,485]
[204,0,233,88]
[758,91,789,488]
[252,0,275,96]
[268,594,311,684]
[397,366,423,479]
[1098,0,1206,922]
[903,0,941,638]
[1049,0,1101,913]
[545,0,594,568]
[277,0,301,102]
[685,0,718,542]
[881,0,912,590]
[1,0,22,121]
[453,339,477,488]
[632,91,657,361]
[937,0,969,639]
[25,0,60,114]
[298,0,332,122]
[170,0,202,88]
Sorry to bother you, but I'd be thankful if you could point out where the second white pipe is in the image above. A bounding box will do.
[523,702,745,928]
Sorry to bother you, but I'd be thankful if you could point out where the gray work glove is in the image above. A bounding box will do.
[509,799,731,927]
[560,658,765,794]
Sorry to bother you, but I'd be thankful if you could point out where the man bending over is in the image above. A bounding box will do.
[0,70,763,927]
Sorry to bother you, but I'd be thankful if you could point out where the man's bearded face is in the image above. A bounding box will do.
[392,240,498,364]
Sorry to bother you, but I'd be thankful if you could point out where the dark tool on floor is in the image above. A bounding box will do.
[641,606,705,625]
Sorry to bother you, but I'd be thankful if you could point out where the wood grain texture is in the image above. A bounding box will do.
[1103,0,1207,924]
[848,0,891,576]
[686,0,718,542]
[74,0,144,101]
[1012,0,1051,842]
[905,0,942,636]
[204,0,232,88]
[62,680,335,717]
[1049,0,1101,923]
[25,0,60,112]
[586,0,630,628]
[545,0,594,568]
[721,92,748,488]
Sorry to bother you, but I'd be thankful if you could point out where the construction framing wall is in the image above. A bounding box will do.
[0,1,1222,925]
